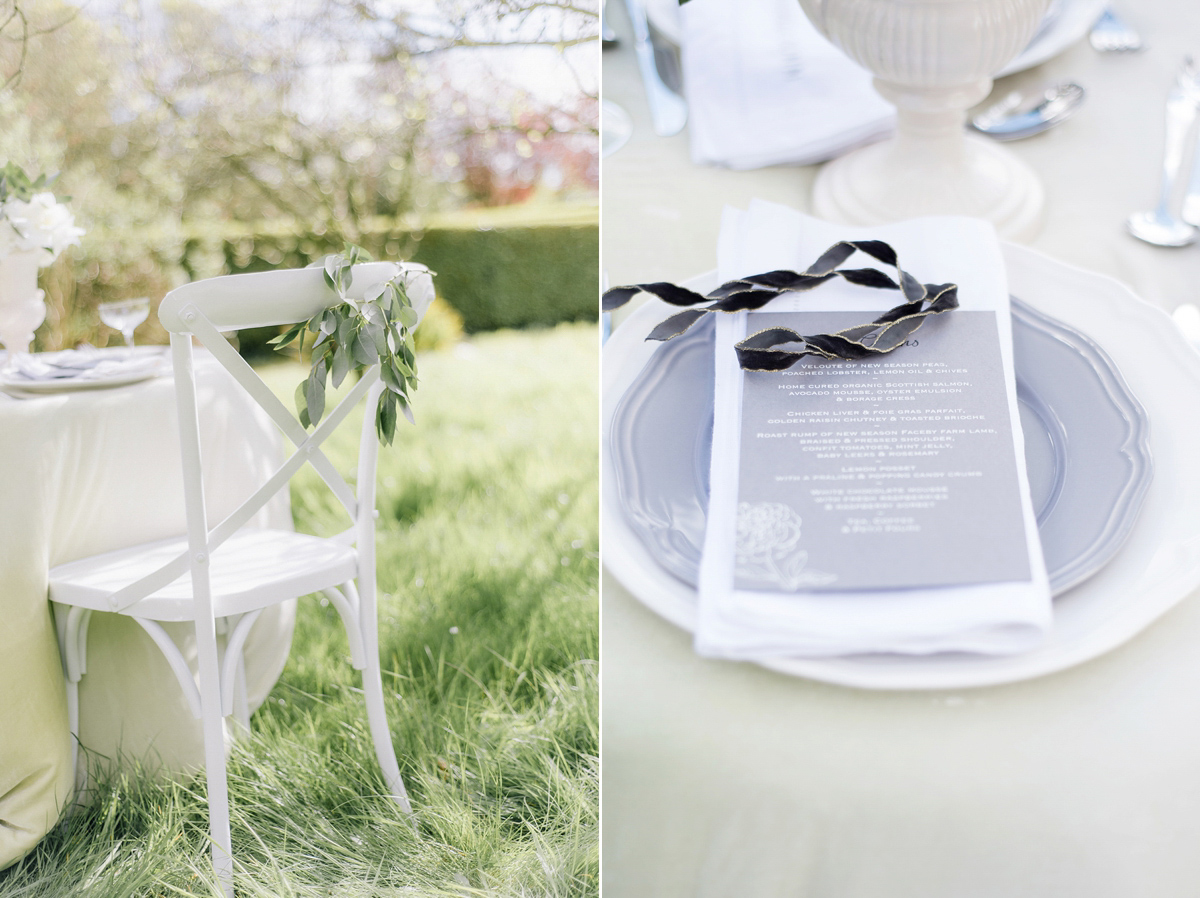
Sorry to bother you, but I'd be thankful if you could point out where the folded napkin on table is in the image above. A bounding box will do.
[5,346,167,383]
[680,0,894,170]
[695,201,1052,658]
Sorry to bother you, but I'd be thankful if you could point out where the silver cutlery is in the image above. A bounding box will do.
[971,82,1085,141]
[1089,7,1143,53]
[1181,128,1200,228]
[1127,59,1200,247]
[603,0,618,48]
[625,0,687,137]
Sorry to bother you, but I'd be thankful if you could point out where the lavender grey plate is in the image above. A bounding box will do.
[610,297,1153,596]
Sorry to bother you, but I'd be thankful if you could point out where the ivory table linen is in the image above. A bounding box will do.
[0,355,293,869]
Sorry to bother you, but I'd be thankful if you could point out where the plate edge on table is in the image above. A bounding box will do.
[1009,298,1153,593]
[0,346,170,395]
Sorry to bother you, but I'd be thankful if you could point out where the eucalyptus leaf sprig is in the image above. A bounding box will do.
[270,243,426,446]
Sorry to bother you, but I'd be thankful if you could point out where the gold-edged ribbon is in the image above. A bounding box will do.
[602,240,959,371]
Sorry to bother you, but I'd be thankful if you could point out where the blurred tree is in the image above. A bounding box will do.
[0,0,32,89]
[331,0,598,53]
[116,1,431,236]
[332,0,600,205]
[4,1,431,234]
[4,0,596,230]
[1,0,76,90]
[0,0,597,346]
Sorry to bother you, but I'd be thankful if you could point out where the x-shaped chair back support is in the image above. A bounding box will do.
[103,263,401,614]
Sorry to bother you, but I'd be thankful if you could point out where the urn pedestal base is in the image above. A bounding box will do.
[812,131,1045,242]
[0,249,47,358]
[796,0,1050,242]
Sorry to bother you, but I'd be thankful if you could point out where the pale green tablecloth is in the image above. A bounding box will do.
[0,355,293,869]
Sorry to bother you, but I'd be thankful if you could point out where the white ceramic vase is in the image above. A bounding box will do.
[797,0,1050,241]
[0,249,47,356]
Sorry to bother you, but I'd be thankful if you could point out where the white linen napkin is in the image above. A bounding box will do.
[680,0,894,170]
[695,201,1052,658]
[5,346,167,383]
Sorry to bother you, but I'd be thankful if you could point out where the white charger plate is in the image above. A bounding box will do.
[603,243,1200,690]
[0,346,169,395]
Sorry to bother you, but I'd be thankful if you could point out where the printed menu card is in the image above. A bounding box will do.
[696,203,1052,659]
[735,308,1029,593]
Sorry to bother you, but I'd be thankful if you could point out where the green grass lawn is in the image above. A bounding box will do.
[0,323,599,897]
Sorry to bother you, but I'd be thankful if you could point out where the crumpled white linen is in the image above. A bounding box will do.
[4,346,168,384]
[694,201,1052,658]
[679,0,894,170]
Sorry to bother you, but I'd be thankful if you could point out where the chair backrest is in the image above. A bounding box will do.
[107,263,398,614]
[158,262,401,333]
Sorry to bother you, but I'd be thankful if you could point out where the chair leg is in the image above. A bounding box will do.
[195,616,235,898]
[51,603,88,795]
[64,677,82,793]
[346,581,412,815]
[233,648,250,733]
[217,613,253,736]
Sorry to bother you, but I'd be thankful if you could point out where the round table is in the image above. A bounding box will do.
[603,1,1200,895]
[0,353,294,870]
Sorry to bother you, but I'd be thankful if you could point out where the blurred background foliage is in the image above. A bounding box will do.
[0,0,598,352]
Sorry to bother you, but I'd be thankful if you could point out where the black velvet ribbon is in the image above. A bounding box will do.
[603,240,960,372]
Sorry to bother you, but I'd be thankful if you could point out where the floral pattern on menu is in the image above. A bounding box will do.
[735,502,837,592]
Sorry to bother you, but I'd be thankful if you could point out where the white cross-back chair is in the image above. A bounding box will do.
[48,262,414,897]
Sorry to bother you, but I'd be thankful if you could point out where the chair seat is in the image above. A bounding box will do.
[49,528,358,621]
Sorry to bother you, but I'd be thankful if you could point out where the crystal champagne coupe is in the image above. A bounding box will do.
[99,298,151,350]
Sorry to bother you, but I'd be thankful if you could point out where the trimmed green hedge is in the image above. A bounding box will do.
[412,224,598,332]
[35,205,599,352]
[215,208,599,334]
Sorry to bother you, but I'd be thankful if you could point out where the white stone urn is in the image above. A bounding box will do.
[0,248,47,356]
[797,0,1050,241]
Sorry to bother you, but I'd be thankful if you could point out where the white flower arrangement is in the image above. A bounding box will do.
[0,164,85,267]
